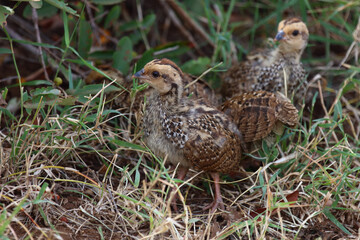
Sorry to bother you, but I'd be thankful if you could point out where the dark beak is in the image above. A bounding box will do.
[133,68,145,79]
[274,30,285,41]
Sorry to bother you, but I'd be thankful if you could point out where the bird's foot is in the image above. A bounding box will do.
[203,195,225,213]
[170,191,179,212]
[168,166,189,212]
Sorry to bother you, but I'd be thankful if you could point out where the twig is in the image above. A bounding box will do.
[97,26,119,45]
[8,14,52,43]
[24,67,45,82]
[339,42,357,68]
[339,16,360,67]
[32,8,50,81]
[136,0,150,50]
[161,17,171,42]
[85,1,100,45]
[0,76,18,83]
[5,26,40,57]
[341,96,360,141]
[158,0,204,56]
[263,152,298,169]
[317,80,339,143]
[167,0,214,48]
[153,45,179,55]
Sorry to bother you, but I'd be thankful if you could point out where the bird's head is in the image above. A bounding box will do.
[133,58,184,95]
[274,18,309,53]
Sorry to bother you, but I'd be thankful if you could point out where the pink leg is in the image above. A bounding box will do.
[203,172,225,212]
[170,166,189,212]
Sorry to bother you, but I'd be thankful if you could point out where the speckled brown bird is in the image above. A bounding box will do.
[221,91,298,143]
[133,58,242,212]
[221,18,309,105]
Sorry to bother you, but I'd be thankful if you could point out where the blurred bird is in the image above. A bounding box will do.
[221,17,309,105]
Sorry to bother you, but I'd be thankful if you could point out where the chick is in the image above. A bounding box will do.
[222,17,309,105]
[133,58,242,212]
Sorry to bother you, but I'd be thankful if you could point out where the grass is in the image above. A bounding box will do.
[0,0,360,239]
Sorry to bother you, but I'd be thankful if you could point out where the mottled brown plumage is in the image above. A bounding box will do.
[221,18,309,105]
[221,91,298,143]
[133,58,242,212]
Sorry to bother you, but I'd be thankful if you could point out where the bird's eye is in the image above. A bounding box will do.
[152,71,160,78]
[292,30,299,36]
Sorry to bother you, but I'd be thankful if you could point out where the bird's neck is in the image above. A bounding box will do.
[158,83,184,111]
[275,46,303,64]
